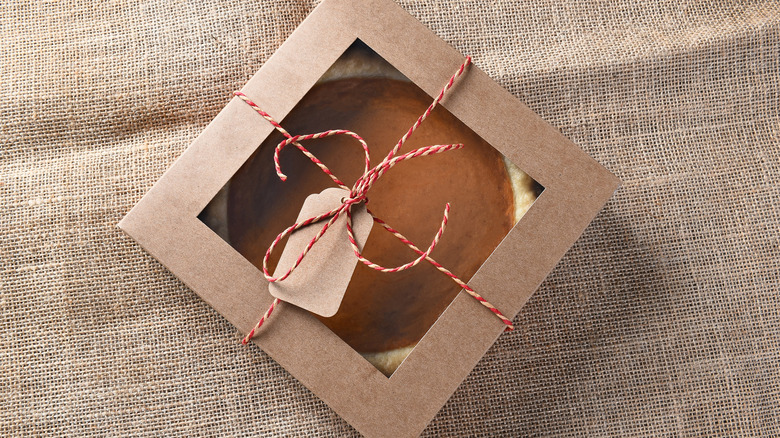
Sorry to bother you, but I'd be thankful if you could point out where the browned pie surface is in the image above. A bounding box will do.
[228,77,514,353]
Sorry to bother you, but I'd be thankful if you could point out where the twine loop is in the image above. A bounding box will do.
[236,57,514,345]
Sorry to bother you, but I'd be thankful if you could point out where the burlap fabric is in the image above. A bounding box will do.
[2,0,779,435]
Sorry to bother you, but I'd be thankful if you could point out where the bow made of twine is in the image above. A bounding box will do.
[236,57,514,345]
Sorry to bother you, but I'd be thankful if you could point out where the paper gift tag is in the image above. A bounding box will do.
[268,187,373,317]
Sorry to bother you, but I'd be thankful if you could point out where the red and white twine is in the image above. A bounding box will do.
[236,57,514,345]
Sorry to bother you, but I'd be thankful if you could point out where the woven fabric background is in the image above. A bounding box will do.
[2,0,779,436]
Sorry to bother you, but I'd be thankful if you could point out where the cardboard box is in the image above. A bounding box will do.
[119,0,619,435]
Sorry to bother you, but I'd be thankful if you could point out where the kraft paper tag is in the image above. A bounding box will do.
[268,187,373,317]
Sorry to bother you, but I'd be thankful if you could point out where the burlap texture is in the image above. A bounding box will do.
[2,0,779,436]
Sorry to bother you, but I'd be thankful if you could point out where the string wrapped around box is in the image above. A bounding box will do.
[235,57,514,344]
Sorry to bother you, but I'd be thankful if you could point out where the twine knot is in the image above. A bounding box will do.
[345,184,369,205]
[236,56,514,345]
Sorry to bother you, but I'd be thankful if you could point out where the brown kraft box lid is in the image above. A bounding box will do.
[118,0,621,435]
